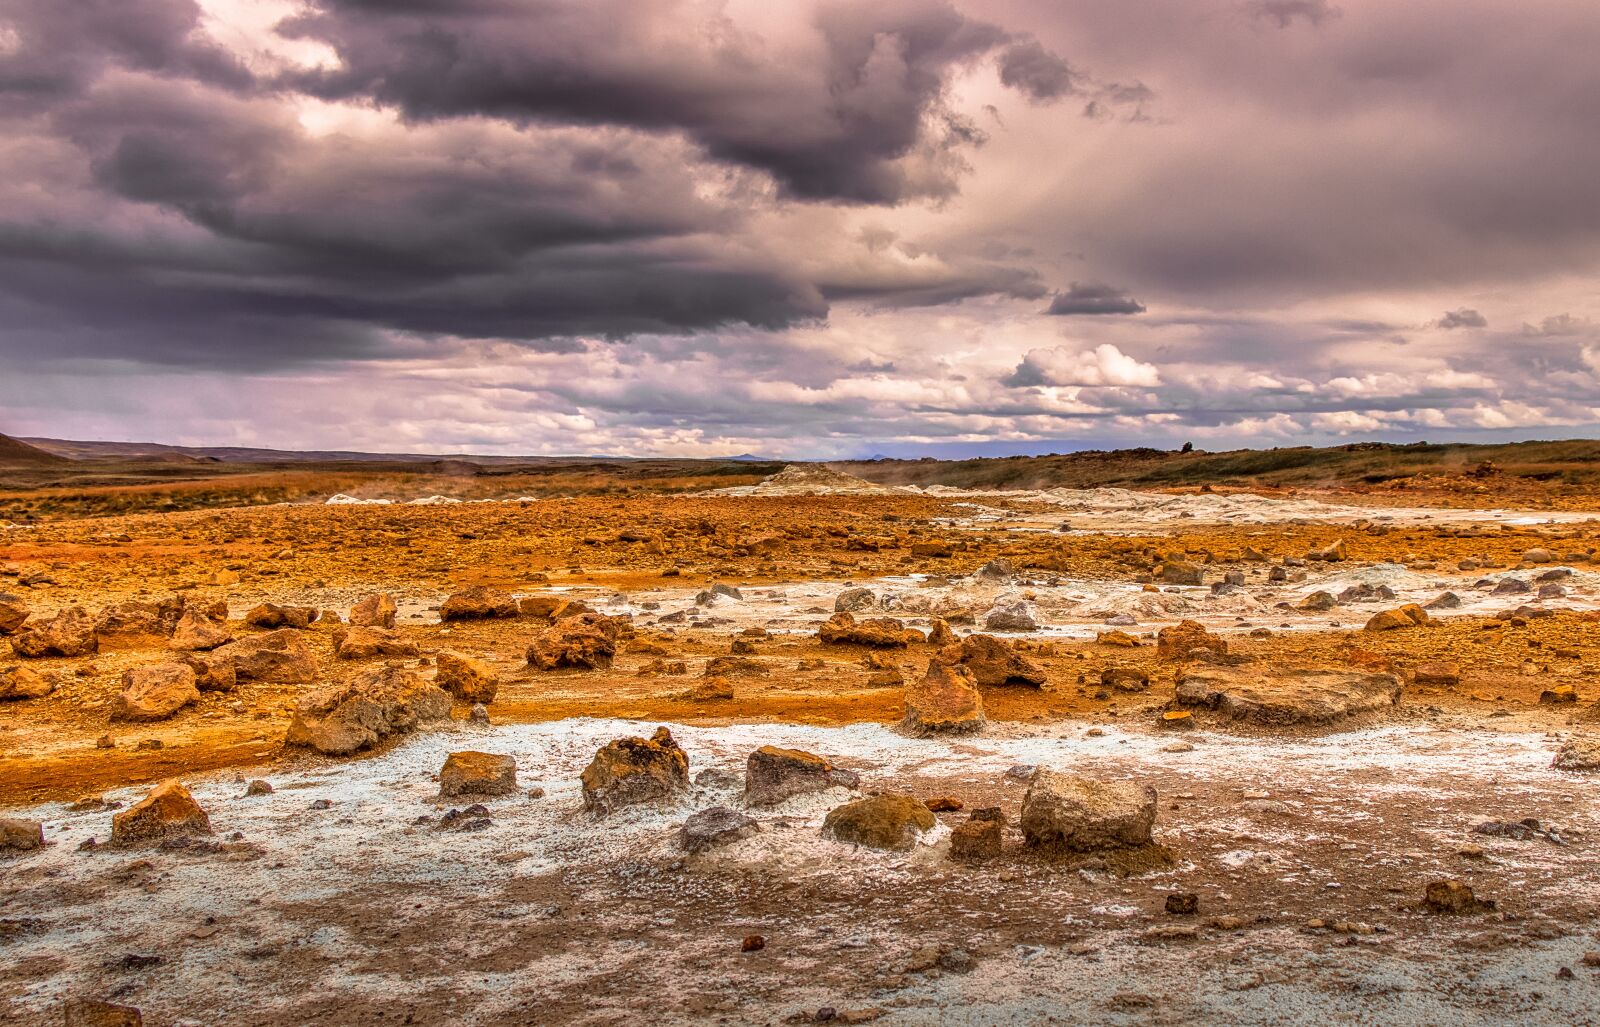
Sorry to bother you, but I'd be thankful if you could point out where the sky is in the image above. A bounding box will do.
[0,0,1597,459]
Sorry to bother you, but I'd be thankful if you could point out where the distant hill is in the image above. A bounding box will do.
[0,432,69,465]
[21,438,590,466]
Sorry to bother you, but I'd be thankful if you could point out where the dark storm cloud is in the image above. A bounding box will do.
[1437,309,1487,330]
[997,39,1079,101]
[1245,1,1341,29]
[279,0,1061,204]
[1045,282,1146,315]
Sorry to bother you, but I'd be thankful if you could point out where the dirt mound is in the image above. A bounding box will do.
[0,432,68,466]
[710,463,910,497]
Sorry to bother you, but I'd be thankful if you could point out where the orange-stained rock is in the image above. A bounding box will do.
[435,651,500,703]
[900,660,985,737]
[0,665,54,700]
[1365,604,1429,631]
[818,611,922,648]
[284,663,451,755]
[942,634,1044,686]
[244,603,316,630]
[1413,661,1461,686]
[332,625,419,660]
[1156,620,1228,660]
[349,593,397,629]
[11,606,98,658]
[438,751,518,798]
[113,663,199,722]
[111,781,211,846]
[216,630,319,683]
[0,594,27,635]
[439,586,518,621]
[527,613,625,670]
[822,794,935,851]
[63,999,143,1027]
[580,726,688,815]
[169,610,231,651]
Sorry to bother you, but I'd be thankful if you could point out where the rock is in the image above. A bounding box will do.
[1523,548,1554,564]
[284,663,452,755]
[1540,684,1578,704]
[1101,666,1149,692]
[926,618,956,647]
[982,600,1039,632]
[244,780,273,796]
[95,598,187,638]
[1165,893,1200,915]
[0,665,54,700]
[1492,577,1531,595]
[1175,667,1401,725]
[63,1000,143,1027]
[580,726,689,814]
[1297,591,1337,612]
[1021,771,1157,852]
[818,611,921,647]
[1423,879,1494,914]
[1156,620,1228,661]
[435,651,500,703]
[10,606,99,658]
[834,587,877,613]
[243,603,316,630]
[1363,604,1429,631]
[975,558,1015,581]
[822,794,936,851]
[1424,591,1462,610]
[468,703,490,725]
[518,594,591,620]
[949,807,1005,862]
[181,650,236,692]
[332,625,420,660]
[526,613,625,670]
[168,610,230,651]
[1412,661,1461,686]
[1158,710,1195,731]
[0,594,27,635]
[349,593,398,629]
[680,806,760,853]
[439,586,518,621]
[113,663,199,722]
[1553,736,1600,771]
[1309,539,1348,562]
[0,817,44,852]
[684,676,734,701]
[111,781,211,846]
[438,751,519,798]
[946,634,1045,686]
[900,660,985,736]
[1097,629,1141,647]
[216,630,319,683]
[745,745,859,806]
[1158,560,1204,585]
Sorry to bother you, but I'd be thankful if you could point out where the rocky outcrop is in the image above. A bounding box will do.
[581,726,689,814]
[1175,667,1402,725]
[526,613,626,670]
[1552,736,1600,771]
[439,586,518,621]
[1156,620,1228,661]
[244,603,317,630]
[11,606,99,658]
[982,599,1039,632]
[744,745,859,807]
[169,610,231,651]
[1158,561,1204,585]
[435,651,500,703]
[438,751,519,798]
[822,794,936,851]
[113,663,200,722]
[1021,771,1156,852]
[818,612,922,648]
[111,781,211,846]
[284,664,452,755]
[834,587,877,613]
[944,634,1045,686]
[900,660,985,736]
[949,807,1005,862]
[96,597,187,639]
[215,630,319,683]
[0,594,27,635]
[181,650,236,692]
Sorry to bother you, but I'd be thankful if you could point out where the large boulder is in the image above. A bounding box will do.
[0,665,54,700]
[983,600,1039,632]
[169,610,231,651]
[1156,620,1228,661]
[680,807,760,853]
[215,630,319,683]
[900,660,985,736]
[818,612,922,648]
[580,726,689,814]
[821,794,936,851]
[111,781,211,846]
[1175,667,1402,726]
[944,634,1045,686]
[243,603,317,630]
[95,597,186,639]
[526,613,625,670]
[284,663,452,755]
[744,745,859,807]
[349,593,398,629]
[439,586,518,622]
[11,606,99,658]
[332,625,419,660]
[435,651,500,703]
[1021,771,1156,852]
[1364,604,1429,632]
[112,663,200,722]
[0,817,43,852]
[0,593,28,635]
[181,650,236,693]
[438,751,519,798]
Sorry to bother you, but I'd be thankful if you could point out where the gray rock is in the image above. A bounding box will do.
[1021,771,1157,851]
[834,587,877,613]
[680,806,760,853]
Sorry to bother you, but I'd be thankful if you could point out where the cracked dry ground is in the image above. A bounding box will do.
[4,490,1600,1025]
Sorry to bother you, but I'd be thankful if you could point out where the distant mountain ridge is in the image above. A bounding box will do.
[0,432,69,465]
[19,437,781,466]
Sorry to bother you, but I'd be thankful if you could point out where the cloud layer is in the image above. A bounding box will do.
[1,0,1597,457]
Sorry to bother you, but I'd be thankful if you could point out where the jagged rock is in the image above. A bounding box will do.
[1492,577,1531,595]
[169,610,230,651]
[1158,561,1204,586]
[949,808,1005,862]
[1423,879,1494,914]
[683,676,734,701]
[113,663,199,722]
[438,751,519,798]
[284,663,451,755]
[96,597,186,638]
[349,593,398,629]
[1540,684,1578,704]
[0,817,43,852]
[1297,591,1337,612]
[111,781,211,846]
[834,587,877,613]
[11,606,99,658]
[680,806,760,853]
[1097,629,1141,647]
[1309,539,1348,562]
[216,630,319,683]
[818,612,922,647]
[745,745,860,806]
[63,999,143,1027]
[1156,620,1228,660]
[822,794,936,851]
[181,650,236,693]
[1175,667,1402,725]
[518,594,592,620]
[975,558,1015,581]
[0,594,27,635]
[1552,736,1600,771]
[581,726,689,815]
[1021,771,1156,852]
[435,651,500,703]
[927,618,957,647]
[1424,592,1462,610]
[1364,604,1429,631]
[1412,661,1461,686]
[1101,666,1149,692]
[244,603,316,630]
[945,634,1045,686]
[332,625,420,660]
[0,665,54,700]
[440,586,519,621]
[900,660,985,736]
[526,613,625,670]
[983,599,1039,632]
